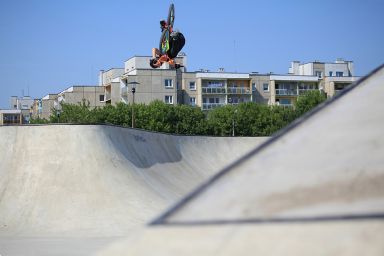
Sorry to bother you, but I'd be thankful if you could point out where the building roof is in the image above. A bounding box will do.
[0,109,22,114]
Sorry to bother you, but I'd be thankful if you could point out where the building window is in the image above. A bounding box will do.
[165,79,173,88]
[315,71,323,78]
[263,83,269,92]
[99,95,105,102]
[280,98,291,106]
[336,72,343,77]
[189,81,196,90]
[329,71,333,77]
[207,81,224,87]
[252,83,256,91]
[165,95,173,104]
[190,97,196,106]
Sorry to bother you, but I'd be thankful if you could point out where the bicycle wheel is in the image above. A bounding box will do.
[159,29,169,55]
[167,4,175,28]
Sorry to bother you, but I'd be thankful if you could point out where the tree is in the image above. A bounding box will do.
[295,90,327,116]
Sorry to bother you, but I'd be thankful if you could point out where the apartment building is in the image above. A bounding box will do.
[7,96,35,123]
[100,55,186,106]
[0,109,22,125]
[40,94,58,120]
[29,56,357,119]
[36,86,106,120]
[98,57,359,110]
[289,58,359,97]
[181,70,252,110]
[57,86,105,108]
[99,68,125,105]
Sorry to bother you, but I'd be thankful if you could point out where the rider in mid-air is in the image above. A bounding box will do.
[150,5,185,69]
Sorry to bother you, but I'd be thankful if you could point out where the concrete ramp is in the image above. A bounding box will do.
[98,65,384,255]
[0,125,267,237]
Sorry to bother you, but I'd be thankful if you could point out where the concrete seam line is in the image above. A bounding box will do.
[156,212,384,226]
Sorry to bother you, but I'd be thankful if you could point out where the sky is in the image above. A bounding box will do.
[0,0,383,109]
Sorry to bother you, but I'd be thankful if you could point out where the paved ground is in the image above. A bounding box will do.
[0,124,267,255]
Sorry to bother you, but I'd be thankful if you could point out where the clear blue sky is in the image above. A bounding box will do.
[1,0,383,108]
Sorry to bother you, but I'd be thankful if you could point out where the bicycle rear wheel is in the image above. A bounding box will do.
[167,4,175,28]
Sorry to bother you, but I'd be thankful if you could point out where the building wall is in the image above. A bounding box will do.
[124,56,187,74]
[41,95,58,120]
[251,75,271,104]
[0,110,22,125]
[182,73,200,107]
[99,68,124,86]
[121,69,178,105]
[60,86,105,108]
[324,63,352,77]
[10,96,18,109]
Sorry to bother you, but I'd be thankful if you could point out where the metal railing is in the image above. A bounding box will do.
[227,87,251,94]
[275,89,298,96]
[202,87,226,94]
[298,89,318,95]
[202,103,225,110]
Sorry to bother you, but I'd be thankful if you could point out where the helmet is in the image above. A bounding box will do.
[149,58,159,69]
[160,20,167,27]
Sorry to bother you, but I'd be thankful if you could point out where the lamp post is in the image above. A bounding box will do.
[232,109,237,137]
[128,81,140,128]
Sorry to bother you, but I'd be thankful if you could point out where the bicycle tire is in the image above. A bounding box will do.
[167,4,175,28]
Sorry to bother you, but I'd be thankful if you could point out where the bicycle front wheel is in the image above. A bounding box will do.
[167,4,175,28]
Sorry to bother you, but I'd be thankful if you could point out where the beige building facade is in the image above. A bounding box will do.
[181,71,252,110]
[27,57,360,122]
[0,109,22,125]
[57,86,105,108]
[289,58,359,98]
[38,86,105,120]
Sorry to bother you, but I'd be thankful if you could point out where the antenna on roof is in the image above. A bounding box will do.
[233,40,237,73]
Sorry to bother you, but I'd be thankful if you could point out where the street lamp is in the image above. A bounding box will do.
[232,109,238,137]
[128,81,140,128]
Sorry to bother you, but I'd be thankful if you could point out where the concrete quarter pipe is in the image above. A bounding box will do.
[0,124,267,255]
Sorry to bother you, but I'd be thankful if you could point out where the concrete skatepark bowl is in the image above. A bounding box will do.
[0,124,267,255]
[1,64,384,255]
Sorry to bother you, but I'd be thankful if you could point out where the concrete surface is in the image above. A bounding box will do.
[97,65,384,255]
[0,124,267,254]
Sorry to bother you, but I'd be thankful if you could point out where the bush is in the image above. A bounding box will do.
[42,95,326,136]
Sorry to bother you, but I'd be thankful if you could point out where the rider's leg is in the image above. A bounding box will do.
[152,48,161,58]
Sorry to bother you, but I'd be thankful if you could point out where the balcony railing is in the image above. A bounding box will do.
[275,89,298,96]
[202,87,226,94]
[227,87,251,94]
[202,103,225,110]
[298,89,318,95]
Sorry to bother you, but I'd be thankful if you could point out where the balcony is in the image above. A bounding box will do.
[275,89,298,96]
[227,87,251,94]
[202,103,225,110]
[202,87,226,94]
[298,89,319,95]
